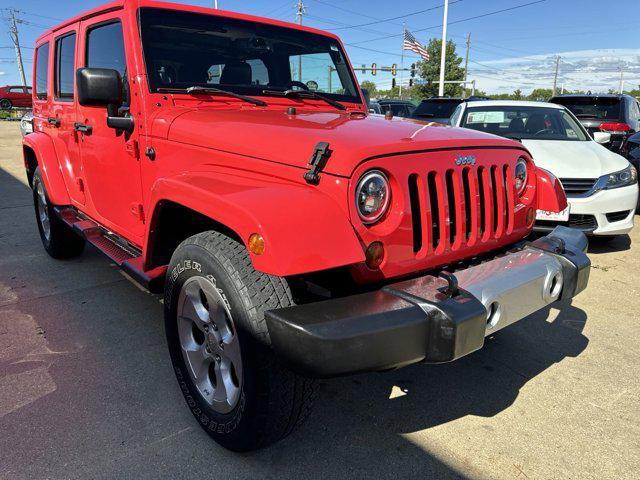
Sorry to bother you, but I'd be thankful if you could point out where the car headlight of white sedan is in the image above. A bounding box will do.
[600,165,638,190]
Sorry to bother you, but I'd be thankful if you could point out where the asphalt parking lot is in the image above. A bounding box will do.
[0,122,639,479]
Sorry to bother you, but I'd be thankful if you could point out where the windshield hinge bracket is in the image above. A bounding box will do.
[304,142,332,185]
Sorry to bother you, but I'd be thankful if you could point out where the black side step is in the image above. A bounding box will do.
[54,206,166,293]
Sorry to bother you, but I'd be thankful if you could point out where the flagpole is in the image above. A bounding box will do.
[438,0,449,97]
[399,24,405,99]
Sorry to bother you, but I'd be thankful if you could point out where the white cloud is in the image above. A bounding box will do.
[467,48,640,94]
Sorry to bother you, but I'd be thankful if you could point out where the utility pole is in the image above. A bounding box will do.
[438,0,449,97]
[619,65,624,94]
[8,9,27,88]
[463,32,471,97]
[296,0,305,82]
[552,55,560,97]
[214,0,218,8]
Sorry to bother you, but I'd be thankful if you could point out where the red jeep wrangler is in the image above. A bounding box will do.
[23,0,590,451]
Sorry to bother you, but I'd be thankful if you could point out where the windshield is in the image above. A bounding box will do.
[413,100,460,118]
[138,8,360,104]
[461,105,589,141]
[551,97,621,120]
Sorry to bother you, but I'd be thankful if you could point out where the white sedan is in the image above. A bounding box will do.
[450,100,638,236]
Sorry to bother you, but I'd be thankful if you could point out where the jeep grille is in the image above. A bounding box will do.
[408,164,514,255]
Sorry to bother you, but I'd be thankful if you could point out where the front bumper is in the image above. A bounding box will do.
[534,184,638,236]
[265,227,590,378]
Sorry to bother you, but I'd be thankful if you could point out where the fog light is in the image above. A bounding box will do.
[365,241,385,269]
[248,233,265,255]
[526,207,535,227]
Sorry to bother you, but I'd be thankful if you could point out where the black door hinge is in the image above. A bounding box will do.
[303,142,332,185]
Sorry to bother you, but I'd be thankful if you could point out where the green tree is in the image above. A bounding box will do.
[414,38,465,98]
[526,88,554,101]
[360,80,377,97]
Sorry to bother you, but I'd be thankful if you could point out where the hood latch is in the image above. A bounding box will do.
[303,142,332,185]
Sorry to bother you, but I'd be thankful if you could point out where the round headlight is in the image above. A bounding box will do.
[355,170,390,224]
[514,158,528,194]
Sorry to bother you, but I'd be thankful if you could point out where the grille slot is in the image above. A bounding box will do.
[408,174,423,253]
[490,166,500,234]
[427,172,440,250]
[462,168,473,240]
[408,162,514,255]
[445,170,457,246]
[559,178,597,196]
[477,168,487,238]
[503,165,512,233]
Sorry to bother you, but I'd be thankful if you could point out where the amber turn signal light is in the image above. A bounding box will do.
[365,241,385,269]
[248,233,265,255]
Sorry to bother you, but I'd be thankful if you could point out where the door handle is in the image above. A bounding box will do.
[74,122,92,134]
[47,117,60,127]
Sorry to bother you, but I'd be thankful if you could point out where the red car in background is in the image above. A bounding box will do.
[0,85,32,109]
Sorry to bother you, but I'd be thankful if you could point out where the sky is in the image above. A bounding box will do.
[1,0,638,94]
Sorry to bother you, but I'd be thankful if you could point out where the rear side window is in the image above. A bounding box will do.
[35,42,50,99]
[55,33,76,100]
[86,21,128,103]
[553,97,621,121]
[414,100,460,119]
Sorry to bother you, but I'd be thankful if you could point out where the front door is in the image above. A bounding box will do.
[76,14,144,242]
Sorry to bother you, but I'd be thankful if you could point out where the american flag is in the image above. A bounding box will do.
[403,29,430,60]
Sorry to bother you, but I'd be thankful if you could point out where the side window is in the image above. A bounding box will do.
[450,104,463,125]
[86,21,128,103]
[35,42,50,99]
[55,33,76,100]
[631,101,640,120]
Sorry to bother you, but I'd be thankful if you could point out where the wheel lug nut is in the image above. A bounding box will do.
[205,345,212,353]
[214,354,221,363]
[219,341,224,350]
[203,325,209,332]
[212,324,218,331]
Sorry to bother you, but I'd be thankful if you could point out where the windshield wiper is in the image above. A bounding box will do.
[157,86,267,106]
[262,89,346,111]
[414,113,435,117]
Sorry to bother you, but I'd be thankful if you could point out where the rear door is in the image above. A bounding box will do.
[48,25,86,205]
[76,13,144,241]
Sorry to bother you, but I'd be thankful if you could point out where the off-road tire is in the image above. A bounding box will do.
[0,98,11,110]
[164,231,318,451]
[32,168,85,259]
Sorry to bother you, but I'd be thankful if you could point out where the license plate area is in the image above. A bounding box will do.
[536,205,570,222]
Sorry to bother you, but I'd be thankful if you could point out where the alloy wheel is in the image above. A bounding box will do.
[176,276,243,414]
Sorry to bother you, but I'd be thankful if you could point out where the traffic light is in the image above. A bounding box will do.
[361,64,366,74]
[392,78,396,89]
[391,63,397,76]
[410,63,416,78]
[371,63,377,76]
[409,79,414,87]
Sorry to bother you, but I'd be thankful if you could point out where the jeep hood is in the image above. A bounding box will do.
[160,108,523,177]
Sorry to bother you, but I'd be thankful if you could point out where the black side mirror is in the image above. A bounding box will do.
[77,68,122,106]
[76,68,134,133]
[361,88,371,107]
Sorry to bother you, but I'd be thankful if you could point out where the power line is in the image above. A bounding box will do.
[348,0,547,46]
[331,1,461,31]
